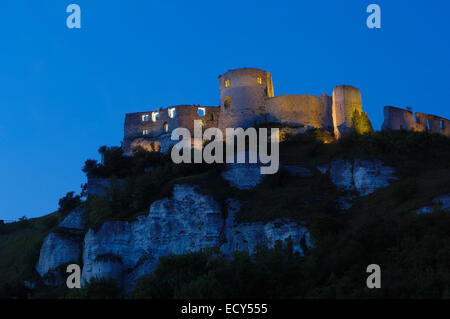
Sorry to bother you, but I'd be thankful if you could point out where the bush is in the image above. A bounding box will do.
[58,192,81,216]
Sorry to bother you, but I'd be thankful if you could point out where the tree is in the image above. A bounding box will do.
[58,192,81,215]
[353,110,373,135]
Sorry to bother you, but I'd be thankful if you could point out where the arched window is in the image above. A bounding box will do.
[163,122,169,133]
[224,96,231,108]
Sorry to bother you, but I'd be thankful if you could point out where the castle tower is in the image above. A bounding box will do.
[332,85,363,138]
[218,68,274,131]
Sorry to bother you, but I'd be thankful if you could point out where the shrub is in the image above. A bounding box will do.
[58,192,81,216]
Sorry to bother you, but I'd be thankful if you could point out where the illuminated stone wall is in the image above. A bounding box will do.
[382,106,450,137]
[381,106,419,131]
[266,94,333,130]
[123,105,219,153]
[218,68,273,130]
[123,68,450,155]
[332,85,363,138]
[415,113,450,137]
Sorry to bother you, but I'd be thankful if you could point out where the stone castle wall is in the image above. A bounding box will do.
[123,105,219,153]
[382,106,450,137]
[266,94,333,130]
[123,68,450,154]
[332,85,363,138]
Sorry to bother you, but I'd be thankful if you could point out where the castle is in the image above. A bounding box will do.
[123,67,450,153]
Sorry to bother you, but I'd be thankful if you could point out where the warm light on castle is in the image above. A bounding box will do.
[122,67,450,153]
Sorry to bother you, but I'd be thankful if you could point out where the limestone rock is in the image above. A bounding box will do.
[353,159,396,196]
[222,164,263,190]
[59,207,85,230]
[329,159,354,191]
[36,232,80,277]
[325,159,396,196]
[79,185,309,291]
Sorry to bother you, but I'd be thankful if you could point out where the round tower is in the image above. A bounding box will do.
[218,68,274,131]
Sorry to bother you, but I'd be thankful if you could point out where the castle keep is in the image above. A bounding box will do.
[123,67,450,153]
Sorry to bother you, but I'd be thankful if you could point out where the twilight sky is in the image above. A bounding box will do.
[0,0,449,220]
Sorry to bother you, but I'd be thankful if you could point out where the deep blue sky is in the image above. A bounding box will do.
[0,0,449,220]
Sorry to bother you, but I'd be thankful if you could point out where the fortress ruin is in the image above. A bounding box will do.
[123,68,450,153]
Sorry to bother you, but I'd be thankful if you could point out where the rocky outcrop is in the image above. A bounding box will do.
[222,164,264,190]
[58,207,85,230]
[317,158,397,210]
[319,159,397,196]
[36,209,86,283]
[36,232,81,278]
[221,199,310,257]
[79,185,309,291]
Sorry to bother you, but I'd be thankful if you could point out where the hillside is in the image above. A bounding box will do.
[1,130,450,299]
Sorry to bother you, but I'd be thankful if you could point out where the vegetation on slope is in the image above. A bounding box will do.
[1,130,450,298]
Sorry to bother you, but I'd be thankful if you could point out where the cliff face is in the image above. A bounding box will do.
[35,158,399,291]
[37,184,310,291]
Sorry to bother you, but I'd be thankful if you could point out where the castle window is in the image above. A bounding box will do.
[427,119,432,130]
[224,96,231,108]
[142,114,149,122]
[257,77,262,85]
[441,120,445,130]
[152,112,159,122]
[225,80,230,88]
[198,108,206,117]
[163,122,169,133]
[210,113,214,121]
[168,108,176,119]
[143,129,149,135]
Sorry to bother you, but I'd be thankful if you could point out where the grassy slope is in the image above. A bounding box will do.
[0,212,61,287]
[1,130,450,298]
